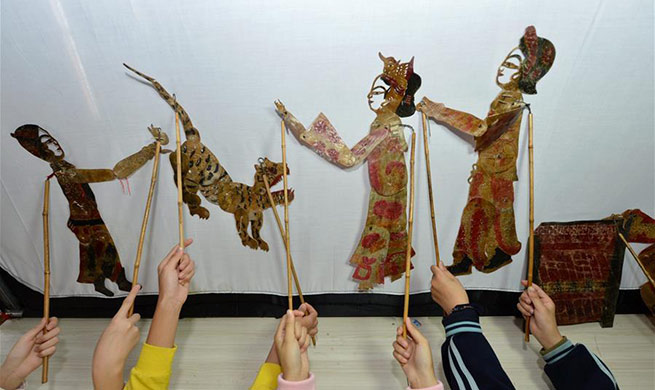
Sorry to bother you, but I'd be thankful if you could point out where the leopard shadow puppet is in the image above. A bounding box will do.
[12,125,168,296]
[123,64,292,251]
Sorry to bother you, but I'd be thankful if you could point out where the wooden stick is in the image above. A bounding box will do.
[42,178,51,384]
[175,112,184,249]
[262,174,316,345]
[618,232,655,289]
[403,132,417,338]
[281,121,293,311]
[128,140,162,316]
[525,111,535,342]
[421,113,441,266]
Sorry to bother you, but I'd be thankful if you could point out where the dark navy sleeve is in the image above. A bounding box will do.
[440,307,515,390]
[542,338,618,390]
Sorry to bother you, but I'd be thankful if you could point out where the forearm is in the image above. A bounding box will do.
[92,361,125,390]
[265,341,280,364]
[420,98,486,137]
[113,142,158,179]
[146,298,182,348]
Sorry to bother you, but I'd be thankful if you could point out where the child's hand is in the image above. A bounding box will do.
[0,317,60,389]
[430,262,469,314]
[392,318,438,389]
[295,303,319,341]
[92,284,142,389]
[274,310,310,381]
[517,281,562,349]
[157,239,195,310]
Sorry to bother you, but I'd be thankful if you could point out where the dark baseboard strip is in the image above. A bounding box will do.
[1,267,648,319]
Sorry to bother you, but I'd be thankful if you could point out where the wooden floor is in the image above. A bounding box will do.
[1,315,653,389]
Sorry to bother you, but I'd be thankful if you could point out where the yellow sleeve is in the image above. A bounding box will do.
[249,362,282,390]
[124,343,177,390]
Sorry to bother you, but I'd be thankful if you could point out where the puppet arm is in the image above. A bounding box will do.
[68,144,157,183]
[417,97,487,137]
[275,100,389,169]
[71,126,170,183]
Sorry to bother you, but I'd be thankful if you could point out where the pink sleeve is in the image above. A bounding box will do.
[276,372,315,390]
[407,382,444,390]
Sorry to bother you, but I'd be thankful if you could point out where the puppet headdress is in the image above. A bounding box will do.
[519,26,556,94]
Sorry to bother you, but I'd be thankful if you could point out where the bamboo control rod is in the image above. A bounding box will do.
[421,113,441,266]
[402,132,417,338]
[524,111,535,342]
[128,139,162,316]
[41,178,51,383]
[281,121,293,311]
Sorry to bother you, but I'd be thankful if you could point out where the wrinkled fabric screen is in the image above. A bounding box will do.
[1,0,653,297]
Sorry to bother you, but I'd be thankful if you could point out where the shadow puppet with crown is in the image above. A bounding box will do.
[275,53,421,290]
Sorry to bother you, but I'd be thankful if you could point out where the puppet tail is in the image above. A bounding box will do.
[123,63,156,83]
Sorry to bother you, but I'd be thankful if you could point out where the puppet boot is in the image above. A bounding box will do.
[116,269,132,292]
[447,257,473,276]
[94,279,114,297]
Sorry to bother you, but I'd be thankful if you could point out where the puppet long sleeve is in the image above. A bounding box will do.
[278,106,389,168]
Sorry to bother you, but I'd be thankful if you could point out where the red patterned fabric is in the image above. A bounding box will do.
[534,221,624,327]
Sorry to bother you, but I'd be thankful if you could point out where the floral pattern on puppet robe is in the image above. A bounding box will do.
[282,112,415,290]
[421,94,524,275]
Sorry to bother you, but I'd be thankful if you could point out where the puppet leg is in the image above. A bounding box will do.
[235,210,258,249]
[170,152,210,219]
[250,211,269,251]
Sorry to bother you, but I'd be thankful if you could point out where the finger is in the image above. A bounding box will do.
[393,350,408,365]
[182,237,193,248]
[430,265,439,277]
[117,284,141,317]
[300,330,311,352]
[393,341,410,358]
[517,302,532,318]
[395,336,409,349]
[274,312,288,348]
[439,261,447,271]
[527,286,545,311]
[531,283,549,299]
[518,301,533,315]
[36,336,59,352]
[303,303,318,317]
[284,310,296,344]
[38,345,56,358]
[162,248,184,271]
[178,254,191,272]
[405,318,426,344]
[24,317,48,339]
[520,293,532,305]
[36,326,60,344]
[46,317,59,331]
[521,280,528,287]
[128,313,141,325]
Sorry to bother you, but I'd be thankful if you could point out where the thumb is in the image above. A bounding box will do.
[284,310,296,344]
[527,286,545,311]
[405,318,426,344]
[117,284,141,317]
[274,312,287,348]
[25,317,48,338]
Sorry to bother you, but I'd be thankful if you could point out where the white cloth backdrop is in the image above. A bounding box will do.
[1,0,653,298]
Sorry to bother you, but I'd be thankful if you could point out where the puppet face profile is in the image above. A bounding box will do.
[496,47,523,90]
[11,124,65,162]
[367,53,421,117]
[518,26,555,94]
[496,26,555,94]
